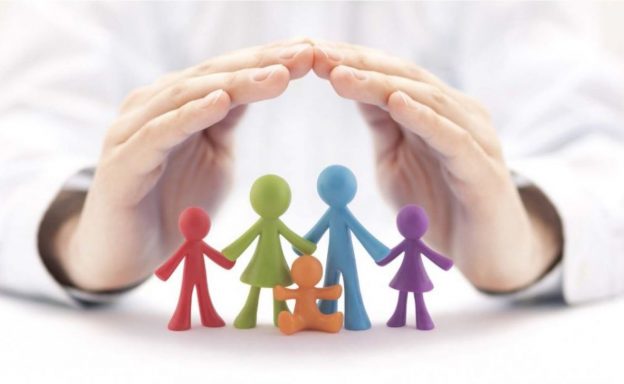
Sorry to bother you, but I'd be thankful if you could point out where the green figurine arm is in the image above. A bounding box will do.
[274,285,298,301]
[279,220,317,255]
[343,208,390,262]
[316,285,342,300]
[221,219,261,261]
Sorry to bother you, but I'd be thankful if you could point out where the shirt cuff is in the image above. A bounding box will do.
[0,158,120,306]
[508,153,619,304]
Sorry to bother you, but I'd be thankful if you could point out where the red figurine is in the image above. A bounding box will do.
[155,207,235,331]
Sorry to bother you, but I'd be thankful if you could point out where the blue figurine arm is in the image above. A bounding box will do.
[377,240,407,266]
[221,220,261,261]
[418,240,453,271]
[154,243,187,281]
[343,209,390,262]
[294,210,330,255]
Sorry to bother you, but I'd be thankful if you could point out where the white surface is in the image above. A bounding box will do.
[1,271,622,383]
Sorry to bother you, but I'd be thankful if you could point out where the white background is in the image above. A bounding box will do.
[1,2,624,383]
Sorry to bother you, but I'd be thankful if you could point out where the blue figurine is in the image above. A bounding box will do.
[302,165,389,330]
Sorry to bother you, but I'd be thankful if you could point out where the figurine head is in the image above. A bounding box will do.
[250,174,291,219]
[396,204,429,240]
[291,255,323,288]
[317,165,357,207]
[179,207,211,241]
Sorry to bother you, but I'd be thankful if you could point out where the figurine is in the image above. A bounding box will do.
[154,207,235,331]
[222,174,317,329]
[377,204,453,330]
[274,255,344,335]
[301,165,389,330]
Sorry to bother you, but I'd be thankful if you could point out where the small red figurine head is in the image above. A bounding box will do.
[179,207,211,241]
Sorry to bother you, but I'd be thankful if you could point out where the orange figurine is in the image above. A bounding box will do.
[273,255,344,335]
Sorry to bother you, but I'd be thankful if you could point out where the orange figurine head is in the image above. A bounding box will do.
[291,255,323,288]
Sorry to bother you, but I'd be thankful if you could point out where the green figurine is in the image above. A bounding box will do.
[222,174,317,329]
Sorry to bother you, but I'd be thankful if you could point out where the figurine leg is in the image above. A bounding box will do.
[273,298,290,327]
[277,312,304,335]
[234,286,261,329]
[387,291,408,328]
[168,281,194,331]
[342,269,371,331]
[196,280,225,328]
[319,267,340,315]
[414,292,434,331]
[314,312,344,333]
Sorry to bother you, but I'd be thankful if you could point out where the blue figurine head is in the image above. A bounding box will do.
[396,204,429,240]
[317,165,357,207]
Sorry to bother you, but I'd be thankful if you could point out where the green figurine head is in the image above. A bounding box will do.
[250,174,291,219]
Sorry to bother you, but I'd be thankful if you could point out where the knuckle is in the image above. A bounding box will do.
[195,59,215,74]
[167,82,188,104]
[430,87,447,107]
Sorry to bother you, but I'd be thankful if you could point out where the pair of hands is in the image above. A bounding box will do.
[52,38,562,293]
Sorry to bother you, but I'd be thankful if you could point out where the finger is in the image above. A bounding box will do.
[120,89,231,176]
[387,91,490,183]
[122,38,313,111]
[329,65,473,129]
[113,64,290,144]
[357,103,403,165]
[313,41,446,87]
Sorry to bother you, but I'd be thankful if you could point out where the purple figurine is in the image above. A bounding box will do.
[377,205,453,330]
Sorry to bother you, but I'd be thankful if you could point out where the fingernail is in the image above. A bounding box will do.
[318,46,343,62]
[348,67,367,81]
[252,66,277,82]
[206,89,224,104]
[279,43,310,59]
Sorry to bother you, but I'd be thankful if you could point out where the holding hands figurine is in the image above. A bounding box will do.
[302,165,389,330]
[274,255,344,335]
[378,205,453,330]
[155,207,235,331]
[222,175,316,329]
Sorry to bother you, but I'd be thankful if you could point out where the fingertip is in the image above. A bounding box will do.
[387,90,412,115]
[286,45,314,79]
[312,46,334,79]
[328,65,356,98]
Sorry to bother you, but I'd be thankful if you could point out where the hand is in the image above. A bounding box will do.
[313,41,562,291]
[56,39,314,291]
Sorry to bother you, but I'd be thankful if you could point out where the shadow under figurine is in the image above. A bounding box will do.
[274,255,344,335]
[377,204,453,330]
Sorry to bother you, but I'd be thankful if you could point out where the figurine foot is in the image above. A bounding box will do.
[416,317,435,331]
[344,315,371,331]
[387,315,406,328]
[273,299,290,327]
[168,319,191,331]
[233,312,257,329]
[201,315,226,328]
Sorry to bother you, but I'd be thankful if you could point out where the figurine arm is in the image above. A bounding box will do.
[279,221,317,255]
[377,240,407,266]
[316,285,342,300]
[154,244,187,281]
[294,210,330,255]
[201,242,235,270]
[343,209,389,262]
[221,220,261,261]
[273,285,298,301]
[418,240,453,271]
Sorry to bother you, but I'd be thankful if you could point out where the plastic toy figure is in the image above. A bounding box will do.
[377,204,453,330]
[154,207,235,331]
[222,174,317,329]
[274,255,344,335]
[302,165,389,330]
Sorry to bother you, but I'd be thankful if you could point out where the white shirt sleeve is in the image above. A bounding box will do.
[0,2,166,304]
[456,3,624,303]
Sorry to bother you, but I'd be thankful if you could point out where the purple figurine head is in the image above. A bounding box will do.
[396,205,429,240]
